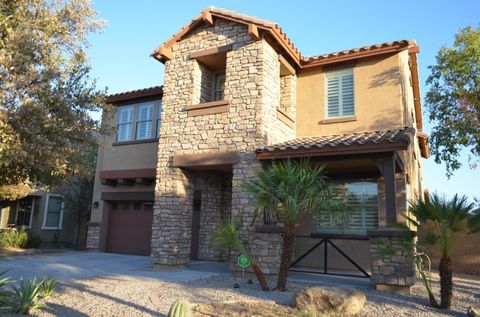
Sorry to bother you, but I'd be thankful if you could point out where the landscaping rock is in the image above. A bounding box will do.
[292,286,366,316]
[468,306,480,317]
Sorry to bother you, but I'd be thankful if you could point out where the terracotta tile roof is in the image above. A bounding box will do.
[106,86,163,104]
[303,40,415,63]
[256,127,415,158]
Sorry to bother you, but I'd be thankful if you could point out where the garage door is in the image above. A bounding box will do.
[106,201,153,256]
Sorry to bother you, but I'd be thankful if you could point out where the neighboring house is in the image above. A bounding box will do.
[0,191,75,246]
[87,8,429,292]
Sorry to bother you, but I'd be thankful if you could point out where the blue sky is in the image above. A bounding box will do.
[88,0,479,200]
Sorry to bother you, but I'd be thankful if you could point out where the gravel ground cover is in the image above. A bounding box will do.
[3,273,478,316]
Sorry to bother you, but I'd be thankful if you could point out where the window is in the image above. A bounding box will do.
[316,181,378,235]
[212,72,226,101]
[16,197,34,227]
[117,106,134,142]
[325,68,354,118]
[115,100,162,142]
[136,102,153,140]
[42,195,64,230]
[156,101,162,138]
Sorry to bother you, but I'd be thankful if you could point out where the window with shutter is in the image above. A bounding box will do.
[156,101,162,137]
[325,69,354,118]
[135,102,153,140]
[212,72,226,101]
[316,180,378,235]
[116,106,134,142]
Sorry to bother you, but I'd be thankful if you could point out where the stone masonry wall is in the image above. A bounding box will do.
[153,19,296,270]
[86,223,100,250]
[280,75,297,121]
[369,230,416,291]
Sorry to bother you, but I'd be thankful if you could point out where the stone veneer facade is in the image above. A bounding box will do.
[151,19,295,272]
[369,228,416,293]
[85,223,101,250]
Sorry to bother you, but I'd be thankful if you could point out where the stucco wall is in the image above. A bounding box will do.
[296,54,405,137]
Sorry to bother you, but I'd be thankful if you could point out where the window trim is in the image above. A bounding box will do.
[116,105,134,142]
[324,68,355,119]
[41,194,64,230]
[14,197,34,228]
[135,102,154,140]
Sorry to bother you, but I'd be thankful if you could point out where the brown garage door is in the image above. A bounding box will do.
[106,201,153,256]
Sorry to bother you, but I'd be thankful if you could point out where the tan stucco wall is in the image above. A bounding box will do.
[89,109,158,224]
[296,54,405,137]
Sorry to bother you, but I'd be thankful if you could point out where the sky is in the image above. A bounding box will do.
[87,0,479,201]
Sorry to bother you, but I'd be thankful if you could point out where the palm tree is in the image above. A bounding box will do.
[243,159,342,291]
[409,193,480,309]
[212,219,270,291]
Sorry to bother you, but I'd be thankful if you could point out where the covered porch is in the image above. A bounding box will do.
[255,127,417,291]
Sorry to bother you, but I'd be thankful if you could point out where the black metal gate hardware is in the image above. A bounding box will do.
[289,234,371,278]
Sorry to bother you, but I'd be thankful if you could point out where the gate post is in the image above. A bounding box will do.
[368,228,416,294]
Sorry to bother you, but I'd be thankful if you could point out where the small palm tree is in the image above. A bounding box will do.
[409,193,480,309]
[212,219,270,291]
[243,159,343,291]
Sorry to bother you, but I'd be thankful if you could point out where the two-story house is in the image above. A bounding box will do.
[87,8,429,292]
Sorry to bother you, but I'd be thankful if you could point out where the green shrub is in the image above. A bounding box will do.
[0,228,29,248]
[39,277,57,298]
[0,271,13,306]
[5,278,44,315]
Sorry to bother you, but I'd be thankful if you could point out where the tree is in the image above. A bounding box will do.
[0,0,105,200]
[408,193,480,309]
[212,219,270,291]
[243,159,343,291]
[425,26,480,176]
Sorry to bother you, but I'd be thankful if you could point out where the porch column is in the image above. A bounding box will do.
[383,154,397,224]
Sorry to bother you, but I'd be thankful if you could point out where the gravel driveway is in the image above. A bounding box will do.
[1,253,478,316]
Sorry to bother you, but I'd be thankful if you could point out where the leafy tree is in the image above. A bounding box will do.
[408,193,480,309]
[425,26,480,176]
[243,159,344,291]
[212,219,270,291]
[0,0,105,200]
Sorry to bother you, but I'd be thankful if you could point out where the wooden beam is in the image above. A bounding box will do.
[202,11,214,26]
[248,24,260,41]
[157,46,172,61]
[384,154,397,224]
[278,54,296,76]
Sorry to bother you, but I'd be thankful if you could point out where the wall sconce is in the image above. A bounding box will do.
[92,201,99,209]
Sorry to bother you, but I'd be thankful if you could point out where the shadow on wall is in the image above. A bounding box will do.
[368,66,401,89]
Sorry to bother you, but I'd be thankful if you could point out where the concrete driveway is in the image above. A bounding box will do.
[0,252,229,283]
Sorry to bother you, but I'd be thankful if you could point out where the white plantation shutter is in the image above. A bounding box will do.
[156,101,162,137]
[325,69,355,117]
[316,181,379,235]
[116,106,133,142]
[136,102,153,140]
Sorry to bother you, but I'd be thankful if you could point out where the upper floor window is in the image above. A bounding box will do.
[117,106,134,142]
[156,101,162,138]
[325,68,354,118]
[316,180,378,235]
[212,72,226,101]
[116,101,161,142]
[136,102,154,140]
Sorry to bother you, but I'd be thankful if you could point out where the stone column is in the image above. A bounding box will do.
[368,228,416,294]
[86,222,101,250]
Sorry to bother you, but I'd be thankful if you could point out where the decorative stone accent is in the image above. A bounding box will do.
[368,228,416,293]
[86,222,101,250]
[152,18,296,270]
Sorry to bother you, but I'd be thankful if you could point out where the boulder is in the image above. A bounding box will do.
[468,306,480,317]
[292,286,366,316]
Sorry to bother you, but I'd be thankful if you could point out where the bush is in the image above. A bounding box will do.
[0,228,29,248]
[4,278,44,315]
[39,277,57,298]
